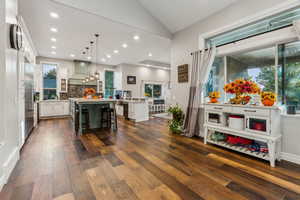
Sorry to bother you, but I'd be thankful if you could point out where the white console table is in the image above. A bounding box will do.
[204,103,282,167]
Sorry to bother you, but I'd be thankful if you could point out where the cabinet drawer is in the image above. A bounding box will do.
[206,105,231,113]
[233,107,270,116]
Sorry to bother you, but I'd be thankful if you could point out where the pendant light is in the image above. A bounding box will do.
[94,34,100,79]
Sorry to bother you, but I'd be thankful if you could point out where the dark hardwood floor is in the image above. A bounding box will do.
[1,117,300,200]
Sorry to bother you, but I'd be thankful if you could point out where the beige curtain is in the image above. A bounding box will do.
[183,47,216,137]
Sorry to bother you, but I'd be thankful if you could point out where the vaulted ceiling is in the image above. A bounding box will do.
[138,0,238,33]
[19,0,238,66]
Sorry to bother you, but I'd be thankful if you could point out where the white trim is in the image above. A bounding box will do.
[0,147,20,191]
[281,152,300,165]
[200,1,300,41]
[17,16,38,56]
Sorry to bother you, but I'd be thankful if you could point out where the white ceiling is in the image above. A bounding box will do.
[138,0,238,33]
[19,0,238,66]
[19,0,172,66]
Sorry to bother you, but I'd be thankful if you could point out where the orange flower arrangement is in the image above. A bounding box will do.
[224,79,261,104]
[84,88,96,97]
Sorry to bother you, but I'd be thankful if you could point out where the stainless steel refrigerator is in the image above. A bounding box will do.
[24,61,34,140]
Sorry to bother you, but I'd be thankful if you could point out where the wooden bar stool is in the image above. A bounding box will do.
[82,107,90,131]
[100,104,111,129]
[110,107,118,130]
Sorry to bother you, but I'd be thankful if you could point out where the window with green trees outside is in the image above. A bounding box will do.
[105,71,114,98]
[205,41,300,113]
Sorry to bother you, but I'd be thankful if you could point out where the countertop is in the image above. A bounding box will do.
[204,103,280,110]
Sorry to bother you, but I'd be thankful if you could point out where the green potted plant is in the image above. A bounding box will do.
[167,104,184,134]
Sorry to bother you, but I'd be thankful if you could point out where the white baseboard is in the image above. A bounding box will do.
[0,147,20,191]
[281,152,300,165]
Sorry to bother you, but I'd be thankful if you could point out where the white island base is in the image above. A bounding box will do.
[116,100,149,122]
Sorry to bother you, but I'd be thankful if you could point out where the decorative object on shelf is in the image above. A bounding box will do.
[210,132,227,142]
[178,64,189,83]
[260,91,276,106]
[60,79,67,92]
[127,76,136,84]
[83,88,96,99]
[224,79,261,105]
[208,91,221,103]
[167,104,184,134]
[228,115,244,130]
[227,135,253,146]
[287,105,296,115]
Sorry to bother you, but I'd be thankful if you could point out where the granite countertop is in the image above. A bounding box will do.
[39,100,69,103]
[73,98,117,103]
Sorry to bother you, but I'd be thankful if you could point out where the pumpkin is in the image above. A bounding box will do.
[210,98,218,103]
[262,99,275,106]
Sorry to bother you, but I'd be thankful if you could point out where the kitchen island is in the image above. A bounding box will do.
[70,98,118,135]
[116,98,149,122]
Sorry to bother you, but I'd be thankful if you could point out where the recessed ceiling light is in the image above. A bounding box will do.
[148,53,153,57]
[113,50,119,54]
[51,38,56,42]
[50,27,58,33]
[101,58,106,62]
[51,46,56,49]
[51,51,56,55]
[122,43,128,48]
[70,54,75,57]
[87,56,92,60]
[133,35,140,40]
[50,12,59,19]
[106,54,111,58]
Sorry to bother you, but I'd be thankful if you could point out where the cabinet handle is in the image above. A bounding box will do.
[214,107,223,110]
[244,109,256,113]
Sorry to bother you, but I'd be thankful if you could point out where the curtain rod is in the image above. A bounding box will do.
[190,24,293,55]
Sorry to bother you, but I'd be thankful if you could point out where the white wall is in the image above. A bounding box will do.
[0,0,37,190]
[0,0,6,187]
[117,64,170,99]
[170,0,300,163]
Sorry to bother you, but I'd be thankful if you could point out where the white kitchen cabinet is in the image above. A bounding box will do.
[128,102,149,122]
[39,100,70,118]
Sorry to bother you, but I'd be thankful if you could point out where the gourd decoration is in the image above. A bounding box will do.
[260,91,276,106]
[208,91,221,103]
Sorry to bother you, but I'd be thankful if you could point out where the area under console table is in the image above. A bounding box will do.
[203,103,282,167]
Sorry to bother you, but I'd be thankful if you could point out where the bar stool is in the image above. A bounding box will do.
[82,107,90,131]
[110,107,118,130]
[100,105,111,129]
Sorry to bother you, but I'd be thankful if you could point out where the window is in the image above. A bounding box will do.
[207,7,300,47]
[205,57,225,101]
[205,43,300,112]
[43,63,57,100]
[105,71,114,98]
[145,84,162,98]
[279,41,300,111]
[227,47,276,92]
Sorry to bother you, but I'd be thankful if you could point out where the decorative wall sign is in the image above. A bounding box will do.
[9,24,23,50]
[127,76,136,84]
[178,64,188,83]
[60,79,67,92]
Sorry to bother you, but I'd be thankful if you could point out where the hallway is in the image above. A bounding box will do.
[1,118,300,200]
